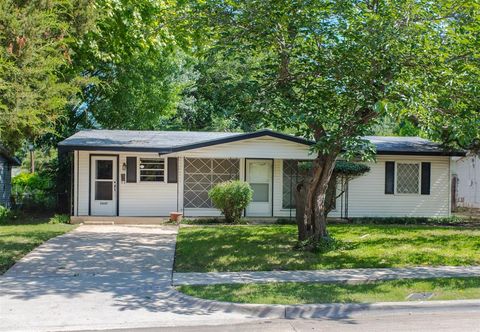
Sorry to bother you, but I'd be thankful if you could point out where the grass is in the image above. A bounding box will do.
[0,215,75,274]
[275,216,475,226]
[177,277,480,304]
[174,224,480,272]
[182,218,250,225]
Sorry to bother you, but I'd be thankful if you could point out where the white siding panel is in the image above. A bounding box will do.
[169,136,315,160]
[118,153,177,216]
[329,155,451,217]
[184,208,222,217]
[73,150,78,215]
[75,151,178,217]
[77,151,90,216]
[74,147,451,218]
[177,156,184,212]
[455,155,480,208]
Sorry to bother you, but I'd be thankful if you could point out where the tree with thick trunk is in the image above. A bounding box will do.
[194,0,480,245]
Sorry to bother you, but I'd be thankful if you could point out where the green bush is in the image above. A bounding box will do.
[48,214,70,224]
[182,218,250,225]
[350,216,466,225]
[275,218,297,225]
[0,205,13,223]
[208,181,253,223]
[12,172,55,211]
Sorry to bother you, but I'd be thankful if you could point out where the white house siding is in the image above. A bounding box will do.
[329,155,451,218]
[75,150,177,216]
[455,155,480,208]
[168,136,315,217]
[73,138,451,218]
[76,151,89,215]
[169,136,316,160]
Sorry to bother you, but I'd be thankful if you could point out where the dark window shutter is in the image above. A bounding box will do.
[385,161,395,194]
[167,158,178,183]
[126,157,137,183]
[421,162,431,195]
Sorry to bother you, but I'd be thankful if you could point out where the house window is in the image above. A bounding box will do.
[396,163,420,194]
[184,158,240,208]
[282,160,307,209]
[139,158,165,182]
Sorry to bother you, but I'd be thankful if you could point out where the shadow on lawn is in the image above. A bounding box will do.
[174,225,480,272]
[0,227,73,274]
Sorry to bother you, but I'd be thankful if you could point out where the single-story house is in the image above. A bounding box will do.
[58,129,464,221]
[0,145,21,208]
[453,154,480,209]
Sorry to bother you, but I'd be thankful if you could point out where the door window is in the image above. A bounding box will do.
[95,182,113,200]
[96,160,113,179]
[95,160,114,201]
[250,183,269,202]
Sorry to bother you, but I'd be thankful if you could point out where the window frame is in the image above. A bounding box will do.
[395,161,421,195]
[183,158,240,209]
[138,157,166,183]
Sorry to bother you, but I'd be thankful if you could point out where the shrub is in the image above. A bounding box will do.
[350,216,466,225]
[208,181,253,223]
[0,205,12,223]
[182,218,250,225]
[48,214,70,224]
[11,172,55,211]
[275,218,296,225]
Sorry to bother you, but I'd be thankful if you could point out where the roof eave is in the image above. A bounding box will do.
[169,130,314,153]
[58,145,173,153]
[57,130,315,154]
[375,150,466,157]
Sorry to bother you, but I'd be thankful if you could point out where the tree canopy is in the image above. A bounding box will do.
[1,0,479,244]
[0,0,95,151]
[189,0,480,244]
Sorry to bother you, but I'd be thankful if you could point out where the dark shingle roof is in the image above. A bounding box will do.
[364,136,465,156]
[58,129,465,156]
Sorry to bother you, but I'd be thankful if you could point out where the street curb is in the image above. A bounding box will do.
[169,289,286,319]
[172,288,480,319]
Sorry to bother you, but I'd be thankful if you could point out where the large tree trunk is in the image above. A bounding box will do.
[296,153,337,245]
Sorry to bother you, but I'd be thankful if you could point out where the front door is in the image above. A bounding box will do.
[90,156,117,216]
[246,159,272,216]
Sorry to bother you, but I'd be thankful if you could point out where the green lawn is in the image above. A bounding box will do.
[175,225,480,272]
[178,277,480,304]
[0,219,75,274]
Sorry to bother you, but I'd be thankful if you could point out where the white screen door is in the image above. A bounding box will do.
[90,156,117,216]
[246,159,272,216]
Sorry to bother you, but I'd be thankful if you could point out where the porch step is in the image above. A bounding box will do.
[83,221,115,225]
[70,216,169,225]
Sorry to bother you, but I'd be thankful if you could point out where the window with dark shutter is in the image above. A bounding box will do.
[421,162,431,195]
[385,161,395,194]
[167,158,178,183]
[126,157,137,183]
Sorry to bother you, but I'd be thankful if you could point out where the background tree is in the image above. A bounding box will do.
[0,0,96,152]
[67,0,199,132]
[195,0,480,247]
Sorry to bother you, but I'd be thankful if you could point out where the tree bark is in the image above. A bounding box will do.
[296,153,338,246]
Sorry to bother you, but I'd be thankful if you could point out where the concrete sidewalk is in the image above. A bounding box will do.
[3,224,480,332]
[0,225,269,332]
[173,265,480,286]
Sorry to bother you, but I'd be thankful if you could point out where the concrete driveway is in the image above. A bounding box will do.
[0,225,266,331]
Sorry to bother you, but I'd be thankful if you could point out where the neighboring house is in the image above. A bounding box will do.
[0,146,21,208]
[58,129,464,221]
[454,154,480,209]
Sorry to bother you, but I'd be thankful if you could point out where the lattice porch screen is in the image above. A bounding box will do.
[184,158,240,208]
